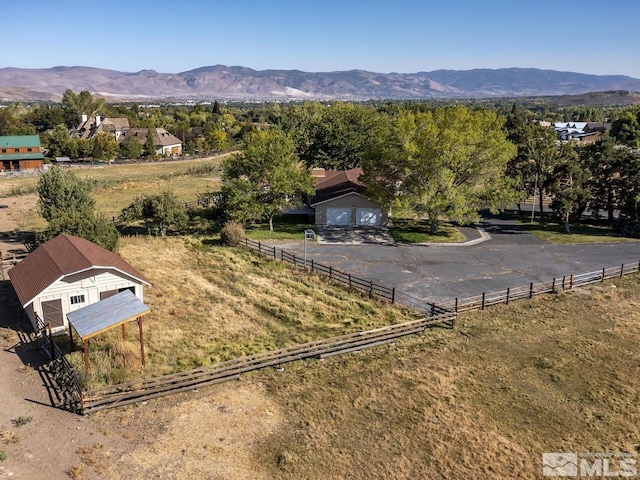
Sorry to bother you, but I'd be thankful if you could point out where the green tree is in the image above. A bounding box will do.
[222,129,314,230]
[61,89,105,128]
[549,145,590,233]
[91,131,119,160]
[205,129,230,152]
[144,128,156,157]
[121,191,189,236]
[361,106,517,233]
[119,134,143,159]
[610,109,640,148]
[37,166,95,221]
[36,166,119,251]
[212,100,222,115]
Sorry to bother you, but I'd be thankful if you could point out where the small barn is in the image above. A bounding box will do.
[9,234,151,333]
[310,168,388,227]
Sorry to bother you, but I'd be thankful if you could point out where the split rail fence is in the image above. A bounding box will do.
[242,238,449,316]
[82,311,457,414]
[0,251,28,280]
[439,260,640,313]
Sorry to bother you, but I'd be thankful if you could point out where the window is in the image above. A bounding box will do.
[70,294,86,305]
[27,148,33,152]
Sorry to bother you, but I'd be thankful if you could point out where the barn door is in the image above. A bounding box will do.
[41,299,64,328]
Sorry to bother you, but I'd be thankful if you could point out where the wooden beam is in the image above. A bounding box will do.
[138,317,145,367]
[83,339,89,374]
[122,323,126,341]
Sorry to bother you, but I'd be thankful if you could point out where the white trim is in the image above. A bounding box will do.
[311,191,379,207]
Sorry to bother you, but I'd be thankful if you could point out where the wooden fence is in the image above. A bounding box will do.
[439,260,640,313]
[0,251,28,280]
[35,315,84,413]
[81,310,456,414]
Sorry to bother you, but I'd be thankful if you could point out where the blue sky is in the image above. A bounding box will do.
[5,0,640,77]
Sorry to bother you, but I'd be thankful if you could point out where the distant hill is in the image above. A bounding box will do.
[0,65,639,101]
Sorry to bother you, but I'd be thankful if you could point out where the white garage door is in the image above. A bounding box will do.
[326,207,351,225]
[356,208,381,226]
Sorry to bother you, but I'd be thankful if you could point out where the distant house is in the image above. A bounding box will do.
[9,234,151,333]
[76,114,130,141]
[310,168,388,227]
[118,128,183,156]
[0,135,45,172]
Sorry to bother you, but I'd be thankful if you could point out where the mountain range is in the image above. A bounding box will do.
[1,65,640,102]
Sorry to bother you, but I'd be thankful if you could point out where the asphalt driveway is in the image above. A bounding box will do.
[280,217,640,305]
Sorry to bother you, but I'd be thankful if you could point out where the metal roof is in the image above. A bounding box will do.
[67,290,149,340]
[0,135,42,148]
[9,234,151,307]
[0,153,45,161]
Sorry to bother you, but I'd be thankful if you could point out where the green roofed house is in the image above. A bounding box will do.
[0,135,45,173]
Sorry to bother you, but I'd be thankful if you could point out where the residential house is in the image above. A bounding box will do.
[76,114,130,141]
[310,168,388,226]
[118,128,183,156]
[0,135,45,172]
[9,234,151,333]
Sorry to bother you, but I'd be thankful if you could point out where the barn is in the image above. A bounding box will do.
[9,234,151,333]
[310,168,388,227]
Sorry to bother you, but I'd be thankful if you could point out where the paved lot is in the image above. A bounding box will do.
[280,216,640,305]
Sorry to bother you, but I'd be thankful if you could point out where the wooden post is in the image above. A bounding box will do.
[69,325,74,352]
[281,250,284,261]
[329,266,333,279]
[562,275,566,290]
[506,288,510,305]
[369,281,373,297]
[273,246,277,259]
[258,242,262,253]
[455,297,458,313]
[311,259,314,272]
[602,268,605,282]
[569,274,573,289]
[620,264,624,278]
[530,282,533,298]
[552,278,556,293]
[83,339,89,374]
[348,273,352,287]
[392,288,396,304]
[47,322,54,360]
[431,304,435,316]
[138,317,146,367]
[481,292,485,310]
[244,238,248,247]
[122,323,126,341]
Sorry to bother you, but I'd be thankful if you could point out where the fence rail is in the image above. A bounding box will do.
[82,311,456,413]
[439,260,640,313]
[0,251,29,280]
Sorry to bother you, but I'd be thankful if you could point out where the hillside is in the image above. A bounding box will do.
[1,65,639,101]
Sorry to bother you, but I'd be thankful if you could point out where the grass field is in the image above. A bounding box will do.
[512,216,639,244]
[95,273,640,479]
[0,156,227,222]
[68,235,417,389]
[389,219,466,244]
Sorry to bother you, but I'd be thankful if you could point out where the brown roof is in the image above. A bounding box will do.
[310,168,366,205]
[9,234,150,307]
[118,128,182,147]
[76,117,130,139]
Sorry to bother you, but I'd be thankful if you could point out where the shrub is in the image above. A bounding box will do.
[0,449,6,462]
[220,221,245,246]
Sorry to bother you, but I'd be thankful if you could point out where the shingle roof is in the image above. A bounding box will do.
[118,128,182,147]
[9,234,151,308]
[310,168,366,205]
[0,135,42,148]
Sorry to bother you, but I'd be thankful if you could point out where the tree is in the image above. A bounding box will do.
[121,191,189,236]
[37,166,95,221]
[36,166,119,251]
[361,106,517,233]
[144,128,156,157]
[91,132,119,160]
[221,129,314,230]
[119,134,143,159]
[610,109,640,149]
[212,100,222,115]
[549,145,590,233]
[205,129,230,152]
[61,89,104,128]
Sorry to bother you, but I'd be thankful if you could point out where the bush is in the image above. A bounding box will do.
[220,221,245,246]
[0,449,6,462]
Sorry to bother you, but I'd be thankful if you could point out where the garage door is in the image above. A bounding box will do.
[356,208,381,226]
[326,207,351,226]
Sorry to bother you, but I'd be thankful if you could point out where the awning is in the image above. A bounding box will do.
[67,289,149,340]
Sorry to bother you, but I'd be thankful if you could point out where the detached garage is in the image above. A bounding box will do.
[9,234,151,333]
[310,168,388,227]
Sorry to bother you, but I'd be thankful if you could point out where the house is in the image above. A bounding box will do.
[0,135,45,172]
[76,114,130,141]
[9,234,151,333]
[118,128,183,156]
[310,168,388,226]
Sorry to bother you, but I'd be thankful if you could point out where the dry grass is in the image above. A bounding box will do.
[69,236,417,388]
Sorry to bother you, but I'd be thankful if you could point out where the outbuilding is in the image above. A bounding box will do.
[9,234,151,333]
[310,168,388,227]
